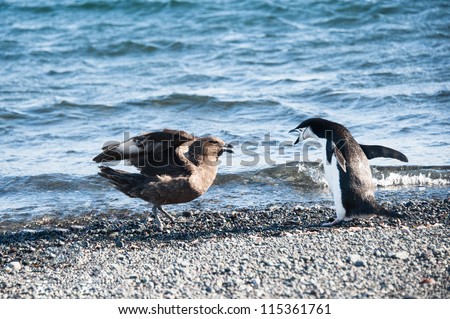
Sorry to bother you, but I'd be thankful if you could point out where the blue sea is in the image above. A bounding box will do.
[1,0,449,227]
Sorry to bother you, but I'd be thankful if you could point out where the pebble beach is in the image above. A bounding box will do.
[1,198,448,299]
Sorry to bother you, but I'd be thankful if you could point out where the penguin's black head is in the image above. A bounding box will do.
[289,118,344,145]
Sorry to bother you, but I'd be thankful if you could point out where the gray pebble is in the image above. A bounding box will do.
[388,251,409,260]
[374,249,383,257]
[109,231,119,239]
[347,254,366,267]
[70,225,85,231]
[6,261,22,271]
[53,228,69,234]
[115,238,124,248]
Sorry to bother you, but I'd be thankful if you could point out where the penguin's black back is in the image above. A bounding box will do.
[337,135,380,217]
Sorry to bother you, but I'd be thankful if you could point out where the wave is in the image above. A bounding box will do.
[22,40,167,59]
[0,108,29,120]
[0,174,104,193]
[215,163,450,188]
[372,166,450,187]
[2,163,449,194]
[85,41,159,57]
[3,0,196,14]
[126,93,283,111]
[20,101,120,121]
[52,100,117,111]
[1,165,447,195]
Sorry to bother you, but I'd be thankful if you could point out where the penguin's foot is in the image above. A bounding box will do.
[321,217,345,227]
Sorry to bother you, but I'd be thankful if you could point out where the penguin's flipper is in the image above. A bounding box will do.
[334,146,347,172]
[359,144,408,162]
[327,140,347,172]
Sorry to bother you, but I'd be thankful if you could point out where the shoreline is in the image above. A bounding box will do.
[0,198,448,298]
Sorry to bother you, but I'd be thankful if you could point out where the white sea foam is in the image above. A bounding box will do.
[374,172,450,187]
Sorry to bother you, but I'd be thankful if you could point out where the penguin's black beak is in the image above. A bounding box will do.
[289,128,301,145]
[222,143,234,153]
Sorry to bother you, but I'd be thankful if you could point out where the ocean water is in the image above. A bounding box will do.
[1,0,449,226]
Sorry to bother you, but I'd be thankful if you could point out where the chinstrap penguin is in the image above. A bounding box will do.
[289,118,408,226]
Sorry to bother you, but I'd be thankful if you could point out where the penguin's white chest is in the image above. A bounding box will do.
[322,147,346,221]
